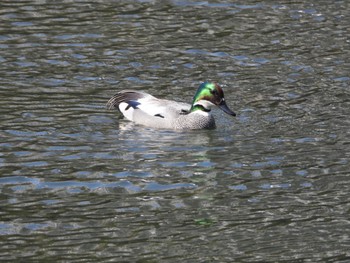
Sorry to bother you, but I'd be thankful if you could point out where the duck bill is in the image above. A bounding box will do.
[219,100,236,116]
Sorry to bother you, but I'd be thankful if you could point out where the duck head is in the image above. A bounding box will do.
[190,82,236,116]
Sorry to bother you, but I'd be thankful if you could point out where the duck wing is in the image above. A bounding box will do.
[107,90,150,110]
[107,90,191,128]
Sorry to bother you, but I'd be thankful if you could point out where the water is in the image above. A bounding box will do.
[1,0,350,262]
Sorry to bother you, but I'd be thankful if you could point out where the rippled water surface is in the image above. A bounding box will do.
[1,0,350,262]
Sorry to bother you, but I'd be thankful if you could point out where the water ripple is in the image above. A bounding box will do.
[0,0,349,261]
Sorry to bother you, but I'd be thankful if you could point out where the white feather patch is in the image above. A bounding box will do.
[119,102,134,121]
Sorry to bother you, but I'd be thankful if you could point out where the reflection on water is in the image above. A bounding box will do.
[1,0,350,261]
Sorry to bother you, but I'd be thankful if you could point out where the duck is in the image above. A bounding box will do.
[106,82,236,130]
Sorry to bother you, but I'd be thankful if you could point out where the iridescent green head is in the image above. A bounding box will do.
[190,82,236,116]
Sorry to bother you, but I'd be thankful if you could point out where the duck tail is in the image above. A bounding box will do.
[106,93,125,110]
[106,91,145,110]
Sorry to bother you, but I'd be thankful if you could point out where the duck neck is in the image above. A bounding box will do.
[190,100,212,113]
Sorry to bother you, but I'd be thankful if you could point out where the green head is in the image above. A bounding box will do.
[190,82,236,116]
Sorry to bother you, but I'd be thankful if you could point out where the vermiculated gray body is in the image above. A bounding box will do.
[173,113,216,129]
[107,83,235,130]
[107,90,216,130]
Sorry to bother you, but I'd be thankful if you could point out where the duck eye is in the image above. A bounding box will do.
[211,89,218,96]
